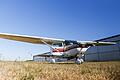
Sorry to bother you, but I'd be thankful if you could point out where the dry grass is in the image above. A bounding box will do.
[0,61,119,80]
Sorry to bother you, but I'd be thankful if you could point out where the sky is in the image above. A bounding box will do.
[0,0,120,61]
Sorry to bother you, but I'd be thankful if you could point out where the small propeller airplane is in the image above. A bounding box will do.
[0,33,116,64]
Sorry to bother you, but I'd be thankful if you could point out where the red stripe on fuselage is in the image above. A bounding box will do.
[52,48,64,52]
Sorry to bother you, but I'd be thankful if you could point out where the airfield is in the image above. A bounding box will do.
[0,61,119,80]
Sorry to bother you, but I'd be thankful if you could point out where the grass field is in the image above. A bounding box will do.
[0,61,119,80]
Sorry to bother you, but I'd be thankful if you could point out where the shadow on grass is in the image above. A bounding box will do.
[44,62,82,65]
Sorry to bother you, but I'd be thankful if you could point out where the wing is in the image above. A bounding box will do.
[0,33,116,46]
[0,33,64,45]
[77,41,116,46]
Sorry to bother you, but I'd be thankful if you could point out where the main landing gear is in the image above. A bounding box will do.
[49,58,84,64]
[75,58,84,64]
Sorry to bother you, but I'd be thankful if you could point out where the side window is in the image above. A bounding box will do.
[52,43,63,47]
[64,40,78,46]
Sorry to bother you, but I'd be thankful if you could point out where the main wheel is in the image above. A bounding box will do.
[75,58,84,64]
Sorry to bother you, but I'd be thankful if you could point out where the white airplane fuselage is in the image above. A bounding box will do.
[51,43,88,59]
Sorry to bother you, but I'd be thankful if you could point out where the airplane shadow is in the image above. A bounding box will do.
[45,62,79,65]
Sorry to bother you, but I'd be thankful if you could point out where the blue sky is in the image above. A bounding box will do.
[0,0,120,60]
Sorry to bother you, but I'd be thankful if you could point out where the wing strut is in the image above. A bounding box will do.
[41,40,54,49]
[41,40,63,54]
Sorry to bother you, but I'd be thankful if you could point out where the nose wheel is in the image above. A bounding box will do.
[50,58,56,63]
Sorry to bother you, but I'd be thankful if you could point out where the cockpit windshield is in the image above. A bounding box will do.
[52,40,78,47]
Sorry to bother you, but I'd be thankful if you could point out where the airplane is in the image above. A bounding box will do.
[0,33,116,64]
